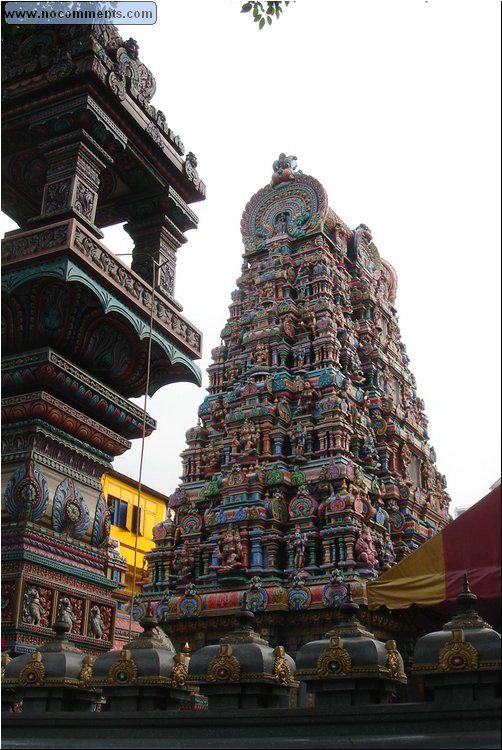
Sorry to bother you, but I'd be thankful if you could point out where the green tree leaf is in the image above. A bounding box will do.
[240,1,291,30]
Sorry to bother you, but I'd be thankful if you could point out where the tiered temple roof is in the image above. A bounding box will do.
[143,155,451,652]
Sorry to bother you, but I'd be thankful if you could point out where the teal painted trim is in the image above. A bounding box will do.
[2,259,67,293]
[2,260,202,388]
[27,95,128,149]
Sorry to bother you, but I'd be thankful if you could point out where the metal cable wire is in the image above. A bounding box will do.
[127,256,162,641]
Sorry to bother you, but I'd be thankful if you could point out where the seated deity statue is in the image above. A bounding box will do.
[216,525,243,570]
[355,527,379,568]
[239,417,258,454]
[173,541,195,579]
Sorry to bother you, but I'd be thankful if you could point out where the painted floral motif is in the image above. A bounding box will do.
[91,493,111,547]
[52,478,90,539]
[4,460,49,523]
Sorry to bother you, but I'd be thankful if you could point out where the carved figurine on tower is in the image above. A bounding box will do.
[144,155,451,651]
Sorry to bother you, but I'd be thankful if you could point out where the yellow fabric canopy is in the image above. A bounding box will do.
[367,486,501,612]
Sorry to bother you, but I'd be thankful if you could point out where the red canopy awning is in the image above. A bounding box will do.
[367,485,501,616]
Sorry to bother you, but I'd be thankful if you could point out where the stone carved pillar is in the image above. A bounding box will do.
[306,428,314,454]
[261,426,271,456]
[202,549,211,576]
[306,535,317,567]
[344,534,356,566]
[249,528,263,568]
[125,214,186,304]
[265,538,280,569]
[238,527,250,569]
[40,138,110,237]
[322,537,331,565]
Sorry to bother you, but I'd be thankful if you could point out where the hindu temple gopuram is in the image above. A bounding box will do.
[143,154,451,653]
[1,24,205,655]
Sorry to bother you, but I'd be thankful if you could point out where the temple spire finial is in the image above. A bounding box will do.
[270,153,299,187]
[456,572,478,614]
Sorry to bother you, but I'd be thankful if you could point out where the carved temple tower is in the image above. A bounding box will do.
[143,155,451,653]
[1,25,205,654]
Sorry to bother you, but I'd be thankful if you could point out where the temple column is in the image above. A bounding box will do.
[344,534,356,568]
[39,136,111,237]
[239,527,250,568]
[265,537,280,569]
[125,214,186,302]
[202,548,211,576]
[249,528,264,568]
[321,537,331,565]
[306,429,314,455]
[272,435,284,455]
[306,534,317,567]
[261,427,271,456]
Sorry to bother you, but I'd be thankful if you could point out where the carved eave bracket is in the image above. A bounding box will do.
[2,220,203,396]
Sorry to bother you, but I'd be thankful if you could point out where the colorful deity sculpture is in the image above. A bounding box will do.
[215,525,243,571]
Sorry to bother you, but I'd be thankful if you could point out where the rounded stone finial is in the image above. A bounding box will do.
[51,616,71,641]
[236,601,255,631]
[456,573,478,613]
[443,574,489,631]
[138,601,158,639]
[339,584,360,621]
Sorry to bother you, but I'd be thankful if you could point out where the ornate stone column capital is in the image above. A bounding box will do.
[39,134,112,238]
[124,214,186,305]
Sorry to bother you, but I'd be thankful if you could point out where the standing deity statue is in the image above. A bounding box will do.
[288,525,308,571]
[293,423,307,456]
[377,533,396,571]
[202,441,220,470]
[273,211,290,236]
[210,397,227,433]
[297,304,316,336]
[421,459,435,492]
[400,443,412,478]
[297,379,317,414]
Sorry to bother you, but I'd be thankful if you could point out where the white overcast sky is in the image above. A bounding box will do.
[3,1,501,513]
